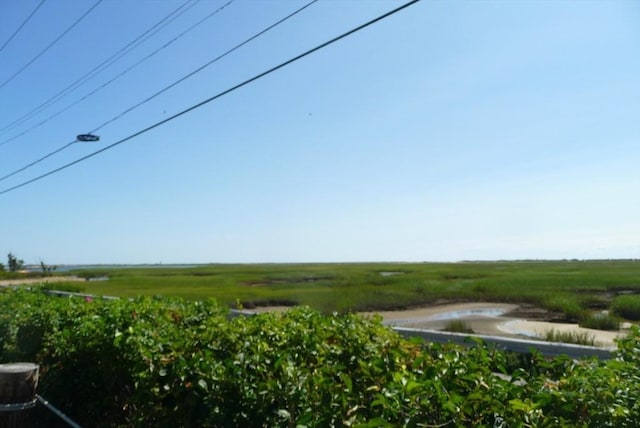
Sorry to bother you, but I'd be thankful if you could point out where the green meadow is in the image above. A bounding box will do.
[65,260,640,321]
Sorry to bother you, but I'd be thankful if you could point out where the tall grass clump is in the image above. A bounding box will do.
[442,319,474,334]
[579,312,621,331]
[543,329,595,346]
[543,295,585,321]
[611,295,640,320]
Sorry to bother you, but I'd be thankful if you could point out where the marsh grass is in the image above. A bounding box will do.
[542,295,586,321]
[69,260,640,314]
[611,295,640,321]
[543,329,596,346]
[579,312,621,331]
[442,320,474,334]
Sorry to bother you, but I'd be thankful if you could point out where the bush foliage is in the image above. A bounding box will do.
[1,289,640,427]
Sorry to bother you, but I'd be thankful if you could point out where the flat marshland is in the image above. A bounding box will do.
[61,260,640,323]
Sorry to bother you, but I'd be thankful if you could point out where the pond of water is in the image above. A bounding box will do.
[424,308,509,321]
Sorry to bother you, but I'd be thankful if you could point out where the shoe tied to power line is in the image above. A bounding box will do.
[77,134,100,142]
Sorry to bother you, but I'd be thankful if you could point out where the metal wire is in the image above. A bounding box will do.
[0,0,103,91]
[0,0,421,196]
[36,395,83,428]
[0,399,37,412]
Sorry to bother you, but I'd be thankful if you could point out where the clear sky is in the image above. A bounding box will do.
[0,0,639,265]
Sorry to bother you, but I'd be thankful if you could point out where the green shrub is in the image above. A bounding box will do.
[611,294,640,320]
[3,289,640,427]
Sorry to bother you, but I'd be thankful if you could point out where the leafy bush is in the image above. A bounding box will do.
[2,289,640,427]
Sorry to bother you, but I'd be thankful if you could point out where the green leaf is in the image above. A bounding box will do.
[340,372,353,392]
[277,409,291,419]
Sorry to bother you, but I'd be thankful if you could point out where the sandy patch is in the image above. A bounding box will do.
[248,302,630,348]
[361,302,519,324]
[244,306,292,314]
[0,276,85,286]
[501,320,625,348]
[363,302,627,348]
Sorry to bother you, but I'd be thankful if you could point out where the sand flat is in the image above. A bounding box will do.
[362,302,626,347]
[0,276,84,286]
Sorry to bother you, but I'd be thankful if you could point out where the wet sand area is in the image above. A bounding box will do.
[362,302,626,348]
[247,302,627,347]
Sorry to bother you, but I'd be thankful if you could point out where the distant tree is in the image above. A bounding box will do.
[40,260,57,274]
[7,253,24,272]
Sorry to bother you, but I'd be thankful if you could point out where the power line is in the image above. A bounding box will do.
[0,0,234,148]
[0,0,47,55]
[0,0,200,138]
[0,141,75,183]
[0,0,102,91]
[89,0,318,135]
[0,0,421,197]
[0,0,315,182]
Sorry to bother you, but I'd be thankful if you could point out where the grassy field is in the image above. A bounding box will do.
[53,260,640,320]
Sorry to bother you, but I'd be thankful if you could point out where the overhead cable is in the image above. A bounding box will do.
[0,0,315,182]
[0,0,47,55]
[0,0,234,148]
[89,0,318,135]
[0,0,200,138]
[0,141,76,183]
[0,0,421,197]
[0,0,103,91]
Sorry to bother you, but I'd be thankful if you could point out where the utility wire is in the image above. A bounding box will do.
[0,0,314,182]
[0,0,234,148]
[0,0,421,197]
[0,0,199,137]
[0,0,47,55]
[0,141,75,183]
[0,0,102,91]
[89,0,317,135]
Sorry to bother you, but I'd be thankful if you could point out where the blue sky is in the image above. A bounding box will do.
[0,0,639,265]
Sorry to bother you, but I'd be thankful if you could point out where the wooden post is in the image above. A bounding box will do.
[0,363,39,428]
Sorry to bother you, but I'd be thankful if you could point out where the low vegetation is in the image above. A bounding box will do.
[2,288,640,427]
[579,312,621,331]
[442,319,474,334]
[39,283,86,293]
[611,294,640,320]
[62,260,640,323]
[542,294,586,321]
[543,328,596,346]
